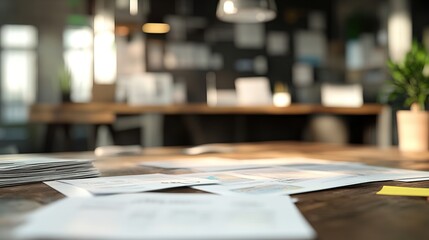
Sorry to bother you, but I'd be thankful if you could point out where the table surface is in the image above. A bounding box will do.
[1,141,428,240]
[29,103,385,122]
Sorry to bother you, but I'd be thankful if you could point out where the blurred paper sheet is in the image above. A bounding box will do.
[235,77,272,105]
[141,157,268,172]
[44,181,92,197]
[14,193,316,240]
[395,177,429,182]
[127,73,173,105]
[56,173,218,195]
[321,83,363,107]
[140,157,359,172]
[192,162,429,196]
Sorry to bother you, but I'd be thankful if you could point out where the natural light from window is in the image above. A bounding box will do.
[63,27,93,102]
[0,25,37,123]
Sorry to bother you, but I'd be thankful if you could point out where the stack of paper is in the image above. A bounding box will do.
[0,157,100,187]
[14,193,316,240]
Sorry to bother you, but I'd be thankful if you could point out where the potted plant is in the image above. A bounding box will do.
[58,66,72,102]
[387,41,429,152]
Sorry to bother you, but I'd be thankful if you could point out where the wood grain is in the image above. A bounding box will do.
[2,141,428,240]
[29,103,385,118]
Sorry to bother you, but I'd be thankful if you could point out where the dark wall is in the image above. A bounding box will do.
[143,0,338,103]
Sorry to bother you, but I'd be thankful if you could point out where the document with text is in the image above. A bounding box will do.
[14,193,316,240]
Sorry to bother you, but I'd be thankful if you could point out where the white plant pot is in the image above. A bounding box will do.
[397,110,429,152]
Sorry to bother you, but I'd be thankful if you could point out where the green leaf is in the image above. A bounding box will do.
[386,40,429,110]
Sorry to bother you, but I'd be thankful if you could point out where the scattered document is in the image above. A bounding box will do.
[140,157,358,172]
[141,157,270,172]
[14,193,316,240]
[192,167,351,196]
[0,157,99,187]
[396,177,429,182]
[188,160,429,196]
[377,186,429,197]
[56,173,218,195]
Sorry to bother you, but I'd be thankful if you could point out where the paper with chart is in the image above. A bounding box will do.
[191,161,429,196]
[56,173,218,195]
[14,193,316,240]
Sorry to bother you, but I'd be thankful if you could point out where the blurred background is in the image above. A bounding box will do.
[0,0,427,153]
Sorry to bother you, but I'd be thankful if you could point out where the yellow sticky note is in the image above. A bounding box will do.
[377,186,429,197]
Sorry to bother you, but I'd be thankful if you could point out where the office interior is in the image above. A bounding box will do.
[0,0,427,154]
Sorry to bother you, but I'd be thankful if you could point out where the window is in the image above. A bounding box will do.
[0,25,37,123]
[63,27,93,102]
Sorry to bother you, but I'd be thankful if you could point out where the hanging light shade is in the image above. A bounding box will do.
[216,0,277,23]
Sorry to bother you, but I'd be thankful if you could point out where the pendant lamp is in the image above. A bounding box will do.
[216,0,277,23]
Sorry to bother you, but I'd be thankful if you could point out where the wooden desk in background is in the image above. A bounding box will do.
[29,103,391,149]
[1,141,429,240]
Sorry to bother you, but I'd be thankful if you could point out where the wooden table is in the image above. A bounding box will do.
[29,103,391,148]
[1,141,429,240]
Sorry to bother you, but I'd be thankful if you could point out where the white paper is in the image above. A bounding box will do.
[140,157,359,172]
[14,193,316,240]
[141,157,266,172]
[44,181,92,197]
[0,157,99,187]
[321,83,363,107]
[192,161,429,196]
[235,77,272,105]
[192,167,348,196]
[57,173,218,195]
[127,73,173,105]
[396,177,429,182]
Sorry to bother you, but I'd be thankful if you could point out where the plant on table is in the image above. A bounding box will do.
[58,66,72,102]
[387,41,429,111]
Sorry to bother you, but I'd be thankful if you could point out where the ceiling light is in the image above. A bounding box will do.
[142,23,170,34]
[217,0,277,23]
[129,0,138,15]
